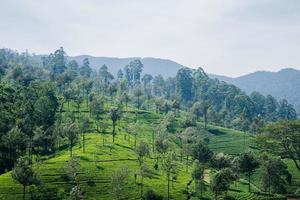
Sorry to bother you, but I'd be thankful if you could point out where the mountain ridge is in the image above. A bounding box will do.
[209,68,300,111]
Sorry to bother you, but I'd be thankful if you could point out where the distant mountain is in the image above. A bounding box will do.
[68,55,185,78]
[209,68,300,111]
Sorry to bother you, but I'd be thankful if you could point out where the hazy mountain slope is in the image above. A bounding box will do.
[69,55,184,77]
[210,68,300,110]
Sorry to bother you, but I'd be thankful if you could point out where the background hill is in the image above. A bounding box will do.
[34,54,300,111]
[68,56,184,78]
[209,68,300,112]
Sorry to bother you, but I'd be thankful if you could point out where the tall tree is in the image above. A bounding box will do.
[257,120,300,172]
[110,108,121,143]
[162,152,177,200]
[79,58,92,78]
[11,157,40,200]
[176,68,193,101]
[238,152,259,192]
[64,123,79,157]
[79,115,90,153]
[136,141,150,166]
[192,160,205,197]
[111,168,129,200]
[260,154,291,194]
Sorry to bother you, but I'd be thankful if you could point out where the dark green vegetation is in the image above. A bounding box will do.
[0,48,299,199]
[211,68,300,112]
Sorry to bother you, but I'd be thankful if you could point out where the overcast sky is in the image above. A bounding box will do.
[1,0,300,77]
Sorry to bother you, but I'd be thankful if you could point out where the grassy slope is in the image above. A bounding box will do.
[0,103,291,200]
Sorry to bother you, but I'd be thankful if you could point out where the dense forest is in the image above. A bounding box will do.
[0,47,299,199]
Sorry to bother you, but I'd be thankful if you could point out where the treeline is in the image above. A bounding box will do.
[0,47,297,173]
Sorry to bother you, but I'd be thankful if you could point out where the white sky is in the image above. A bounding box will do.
[1,0,300,77]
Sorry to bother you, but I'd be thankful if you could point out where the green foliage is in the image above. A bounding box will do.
[111,167,130,200]
[258,120,300,172]
[192,142,213,163]
[144,189,163,200]
[260,154,291,194]
[12,157,40,200]
[238,152,260,192]
[0,47,297,200]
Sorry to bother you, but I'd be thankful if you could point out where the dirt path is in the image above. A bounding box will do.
[204,169,210,183]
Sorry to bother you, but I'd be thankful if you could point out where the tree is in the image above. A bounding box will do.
[238,152,259,192]
[2,126,27,168]
[65,157,83,200]
[111,168,129,200]
[257,120,300,172]
[152,75,165,96]
[176,68,193,101]
[172,99,180,117]
[64,123,79,157]
[191,102,202,120]
[133,85,143,110]
[277,99,297,120]
[131,60,144,85]
[161,112,177,133]
[117,69,123,80]
[211,153,233,170]
[110,108,121,143]
[89,96,104,130]
[210,168,234,200]
[11,157,40,200]
[79,115,90,153]
[200,101,210,129]
[155,136,169,168]
[137,164,152,199]
[192,142,213,163]
[191,160,205,197]
[99,65,114,94]
[144,189,163,200]
[142,74,153,95]
[162,152,178,200]
[136,141,150,166]
[260,154,291,194]
[180,127,197,171]
[125,122,145,148]
[79,58,92,78]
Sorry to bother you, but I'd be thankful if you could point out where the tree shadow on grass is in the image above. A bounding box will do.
[208,128,226,136]
[115,143,134,151]
[96,165,104,170]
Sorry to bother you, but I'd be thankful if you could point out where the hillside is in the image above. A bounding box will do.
[210,68,300,111]
[0,102,289,200]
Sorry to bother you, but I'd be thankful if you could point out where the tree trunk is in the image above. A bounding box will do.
[167,173,170,200]
[23,185,26,200]
[248,172,251,192]
[215,192,218,200]
[200,180,203,198]
[112,122,116,143]
[152,131,155,152]
[186,155,189,172]
[141,175,144,199]
[204,114,207,129]
[83,133,85,153]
